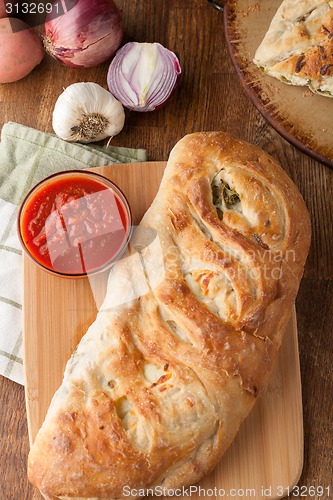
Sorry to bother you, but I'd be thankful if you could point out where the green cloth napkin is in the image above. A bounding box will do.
[0,122,147,385]
[0,122,146,205]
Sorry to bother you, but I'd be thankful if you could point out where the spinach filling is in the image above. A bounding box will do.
[212,179,240,220]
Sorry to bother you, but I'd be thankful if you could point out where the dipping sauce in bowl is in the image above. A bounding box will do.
[18,171,132,277]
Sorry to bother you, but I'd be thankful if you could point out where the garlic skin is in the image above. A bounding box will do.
[52,82,125,143]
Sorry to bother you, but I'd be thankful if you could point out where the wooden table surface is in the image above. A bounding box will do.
[0,1,332,499]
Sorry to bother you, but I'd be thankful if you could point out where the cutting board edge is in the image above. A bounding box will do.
[284,309,304,493]
[267,307,304,500]
[23,255,36,449]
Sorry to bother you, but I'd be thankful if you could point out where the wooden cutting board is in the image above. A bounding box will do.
[24,162,303,500]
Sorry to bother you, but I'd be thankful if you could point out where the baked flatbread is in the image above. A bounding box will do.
[27,132,310,499]
[254,0,333,96]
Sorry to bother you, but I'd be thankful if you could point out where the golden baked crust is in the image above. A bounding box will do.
[28,132,311,499]
[254,0,333,96]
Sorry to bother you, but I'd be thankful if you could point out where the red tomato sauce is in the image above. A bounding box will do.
[21,175,129,275]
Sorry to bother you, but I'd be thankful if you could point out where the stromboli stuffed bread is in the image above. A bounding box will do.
[27,132,311,499]
[254,0,333,96]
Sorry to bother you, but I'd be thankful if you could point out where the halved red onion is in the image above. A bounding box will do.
[107,42,181,112]
[43,0,123,68]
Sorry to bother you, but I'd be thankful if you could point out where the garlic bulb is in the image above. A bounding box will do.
[52,82,125,143]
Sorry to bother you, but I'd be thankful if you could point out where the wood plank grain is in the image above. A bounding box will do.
[24,162,303,500]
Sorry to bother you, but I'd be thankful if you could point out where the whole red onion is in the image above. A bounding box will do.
[43,0,123,68]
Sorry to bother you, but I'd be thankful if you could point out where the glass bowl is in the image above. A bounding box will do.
[17,170,133,278]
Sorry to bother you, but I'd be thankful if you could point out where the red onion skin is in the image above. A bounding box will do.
[43,0,123,68]
[107,43,182,112]
[146,61,182,112]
